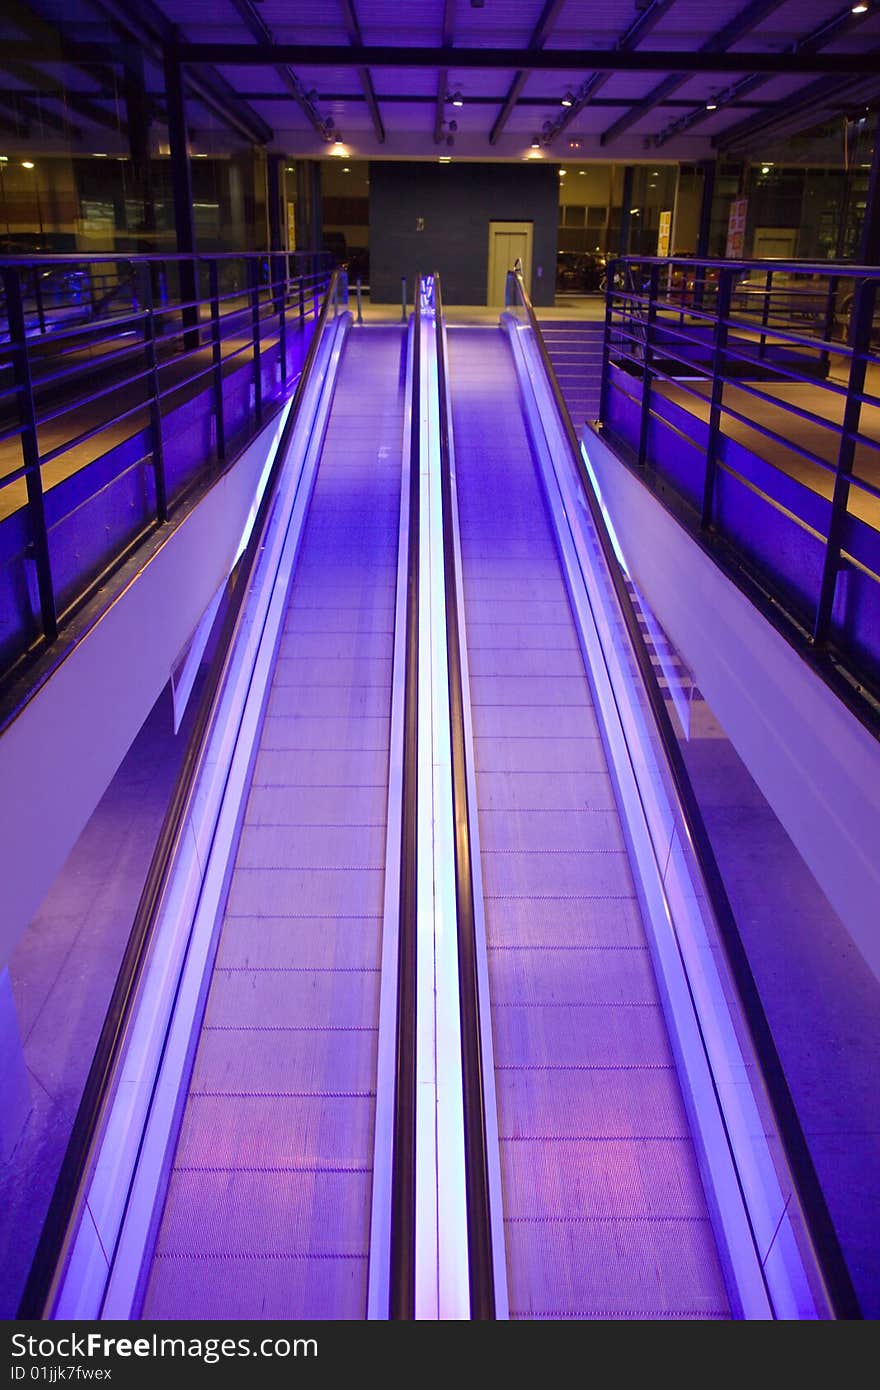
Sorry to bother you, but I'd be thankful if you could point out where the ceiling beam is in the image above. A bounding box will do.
[489,0,565,145]
[714,69,880,152]
[5,0,123,108]
[599,0,788,147]
[230,0,332,141]
[172,45,880,75]
[0,90,83,141]
[338,0,385,143]
[223,91,772,110]
[657,4,873,149]
[434,2,456,146]
[89,0,273,145]
[0,58,128,135]
[544,0,678,144]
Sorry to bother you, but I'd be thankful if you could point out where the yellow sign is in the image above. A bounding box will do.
[657,210,672,258]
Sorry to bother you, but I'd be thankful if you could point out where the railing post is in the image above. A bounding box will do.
[3,267,57,642]
[701,266,734,532]
[637,263,660,467]
[250,257,263,427]
[135,264,168,524]
[298,274,305,326]
[275,251,287,384]
[819,274,839,375]
[32,267,47,336]
[598,257,616,428]
[208,259,226,463]
[813,277,875,648]
[758,268,773,361]
[356,276,363,325]
[401,275,407,323]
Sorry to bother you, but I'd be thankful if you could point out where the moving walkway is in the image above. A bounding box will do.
[21,270,851,1321]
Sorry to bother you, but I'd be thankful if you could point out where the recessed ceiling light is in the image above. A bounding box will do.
[343,165,350,172]
[21,160,34,169]
[559,168,567,176]
[578,170,586,175]
[93,152,108,158]
[852,4,868,15]
[706,101,718,111]
[439,156,452,163]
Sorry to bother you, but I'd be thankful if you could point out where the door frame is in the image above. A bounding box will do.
[487,221,534,307]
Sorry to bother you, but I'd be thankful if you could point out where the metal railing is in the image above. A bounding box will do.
[600,255,880,709]
[0,249,334,692]
[506,264,859,1316]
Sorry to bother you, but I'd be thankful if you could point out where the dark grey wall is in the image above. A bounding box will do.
[368,161,558,306]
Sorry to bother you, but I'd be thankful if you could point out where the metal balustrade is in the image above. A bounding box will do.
[0,249,335,691]
[599,255,880,712]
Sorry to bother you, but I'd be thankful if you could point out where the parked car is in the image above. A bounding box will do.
[556,251,606,294]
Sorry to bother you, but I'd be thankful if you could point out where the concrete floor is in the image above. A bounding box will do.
[0,683,195,1317]
[680,692,880,1317]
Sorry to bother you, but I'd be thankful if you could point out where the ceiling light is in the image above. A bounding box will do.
[21,160,34,169]
[578,170,586,175]
[531,137,541,149]
[343,166,350,172]
[93,152,108,158]
[439,156,452,163]
[852,4,868,14]
[761,165,770,174]
[451,90,463,107]
[561,90,574,108]
[706,101,718,111]
[559,168,567,176]
[331,139,346,157]
[194,152,208,158]
[0,156,9,163]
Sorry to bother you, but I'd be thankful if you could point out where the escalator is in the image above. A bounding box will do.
[446,327,729,1319]
[140,326,407,1319]
[22,271,848,1322]
[21,277,420,1322]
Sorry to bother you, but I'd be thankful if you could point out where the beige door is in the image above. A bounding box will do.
[752,227,798,259]
[487,221,533,307]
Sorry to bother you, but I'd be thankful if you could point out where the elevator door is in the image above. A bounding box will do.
[487,222,533,307]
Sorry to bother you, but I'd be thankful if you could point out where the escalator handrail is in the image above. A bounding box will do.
[18,269,348,1320]
[505,266,861,1319]
[388,282,420,1320]
[432,274,496,1318]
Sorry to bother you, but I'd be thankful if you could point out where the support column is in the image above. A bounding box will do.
[267,154,284,253]
[124,45,156,253]
[0,967,31,1163]
[163,47,198,344]
[619,165,634,258]
[857,126,880,265]
[694,158,717,309]
[295,160,323,274]
[696,158,716,261]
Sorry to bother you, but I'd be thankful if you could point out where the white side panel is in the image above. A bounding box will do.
[585,425,880,983]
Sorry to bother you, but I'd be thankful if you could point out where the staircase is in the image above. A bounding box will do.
[536,319,605,428]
